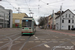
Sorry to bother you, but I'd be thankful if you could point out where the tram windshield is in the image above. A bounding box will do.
[22,20,32,27]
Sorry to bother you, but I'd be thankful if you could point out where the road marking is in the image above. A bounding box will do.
[40,39,44,40]
[14,41,20,43]
[52,39,56,40]
[71,42,75,45]
[46,39,50,40]
[54,36,58,38]
[29,41,34,43]
[35,37,38,39]
[59,41,64,43]
[52,41,58,43]
[3,39,8,40]
[34,39,39,40]
[69,35,72,37]
[33,35,38,39]
[67,39,71,40]
[0,41,4,43]
[44,44,50,48]
[35,41,40,43]
[20,39,25,40]
[61,39,66,40]
[42,41,47,43]
[64,34,67,35]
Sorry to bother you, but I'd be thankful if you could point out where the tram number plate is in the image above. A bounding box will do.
[25,28,28,29]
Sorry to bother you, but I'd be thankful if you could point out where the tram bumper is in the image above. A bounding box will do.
[22,32,33,35]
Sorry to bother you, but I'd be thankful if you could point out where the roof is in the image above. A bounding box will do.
[55,9,73,19]
[13,13,28,19]
[0,5,4,9]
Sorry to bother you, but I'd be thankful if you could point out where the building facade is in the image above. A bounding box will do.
[48,15,51,29]
[13,13,28,28]
[6,9,12,28]
[55,9,75,30]
[48,11,60,29]
[0,5,9,28]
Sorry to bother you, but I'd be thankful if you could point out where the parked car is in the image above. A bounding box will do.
[71,28,75,30]
[40,26,44,29]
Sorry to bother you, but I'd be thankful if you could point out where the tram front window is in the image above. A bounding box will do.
[22,20,32,27]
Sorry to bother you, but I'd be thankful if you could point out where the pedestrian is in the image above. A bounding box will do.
[15,24,18,28]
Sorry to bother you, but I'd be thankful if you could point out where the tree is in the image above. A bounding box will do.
[38,17,48,26]
[34,21,37,26]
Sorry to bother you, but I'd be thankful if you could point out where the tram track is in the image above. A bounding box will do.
[19,36,31,50]
[28,33,75,50]
[0,28,32,50]
[51,39,75,50]
[0,31,20,41]
[0,32,21,50]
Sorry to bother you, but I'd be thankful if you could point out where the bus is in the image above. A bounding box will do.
[21,17,36,35]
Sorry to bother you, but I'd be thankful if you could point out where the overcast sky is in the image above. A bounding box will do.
[0,0,75,24]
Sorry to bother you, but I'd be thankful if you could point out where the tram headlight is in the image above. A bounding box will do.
[29,28,31,29]
[22,28,24,29]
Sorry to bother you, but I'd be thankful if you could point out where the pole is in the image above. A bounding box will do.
[3,13,5,28]
[52,10,54,30]
[60,5,62,30]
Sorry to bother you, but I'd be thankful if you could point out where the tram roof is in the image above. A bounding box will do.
[23,17,33,18]
[22,17,34,20]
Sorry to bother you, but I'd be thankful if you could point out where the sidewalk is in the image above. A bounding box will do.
[47,29,75,36]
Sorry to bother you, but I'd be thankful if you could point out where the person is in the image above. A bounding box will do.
[15,24,18,28]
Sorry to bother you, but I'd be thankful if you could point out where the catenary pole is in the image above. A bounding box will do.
[60,5,62,30]
[52,10,54,30]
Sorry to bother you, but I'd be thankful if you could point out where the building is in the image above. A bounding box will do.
[48,11,60,29]
[0,5,9,28]
[13,13,28,28]
[55,9,75,30]
[48,15,51,29]
[6,9,12,28]
[50,16,53,29]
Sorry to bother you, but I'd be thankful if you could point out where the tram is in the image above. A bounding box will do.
[21,17,36,35]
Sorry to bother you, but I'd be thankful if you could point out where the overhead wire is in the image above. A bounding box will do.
[24,0,31,12]
[39,0,64,6]
[37,0,65,17]
[4,0,65,15]
[5,0,21,13]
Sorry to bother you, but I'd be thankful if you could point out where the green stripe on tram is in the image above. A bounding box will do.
[25,28,28,29]
[22,33,33,34]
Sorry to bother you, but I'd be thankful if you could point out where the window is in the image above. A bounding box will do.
[72,25,74,28]
[62,16,64,18]
[22,20,32,27]
[69,14,70,18]
[0,19,3,22]
[72,20,74,23]
[73,16,74,18]
[0,15,3,17]
[66,14,67,18]
[62,20,64,23]
[68,20,70,23]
